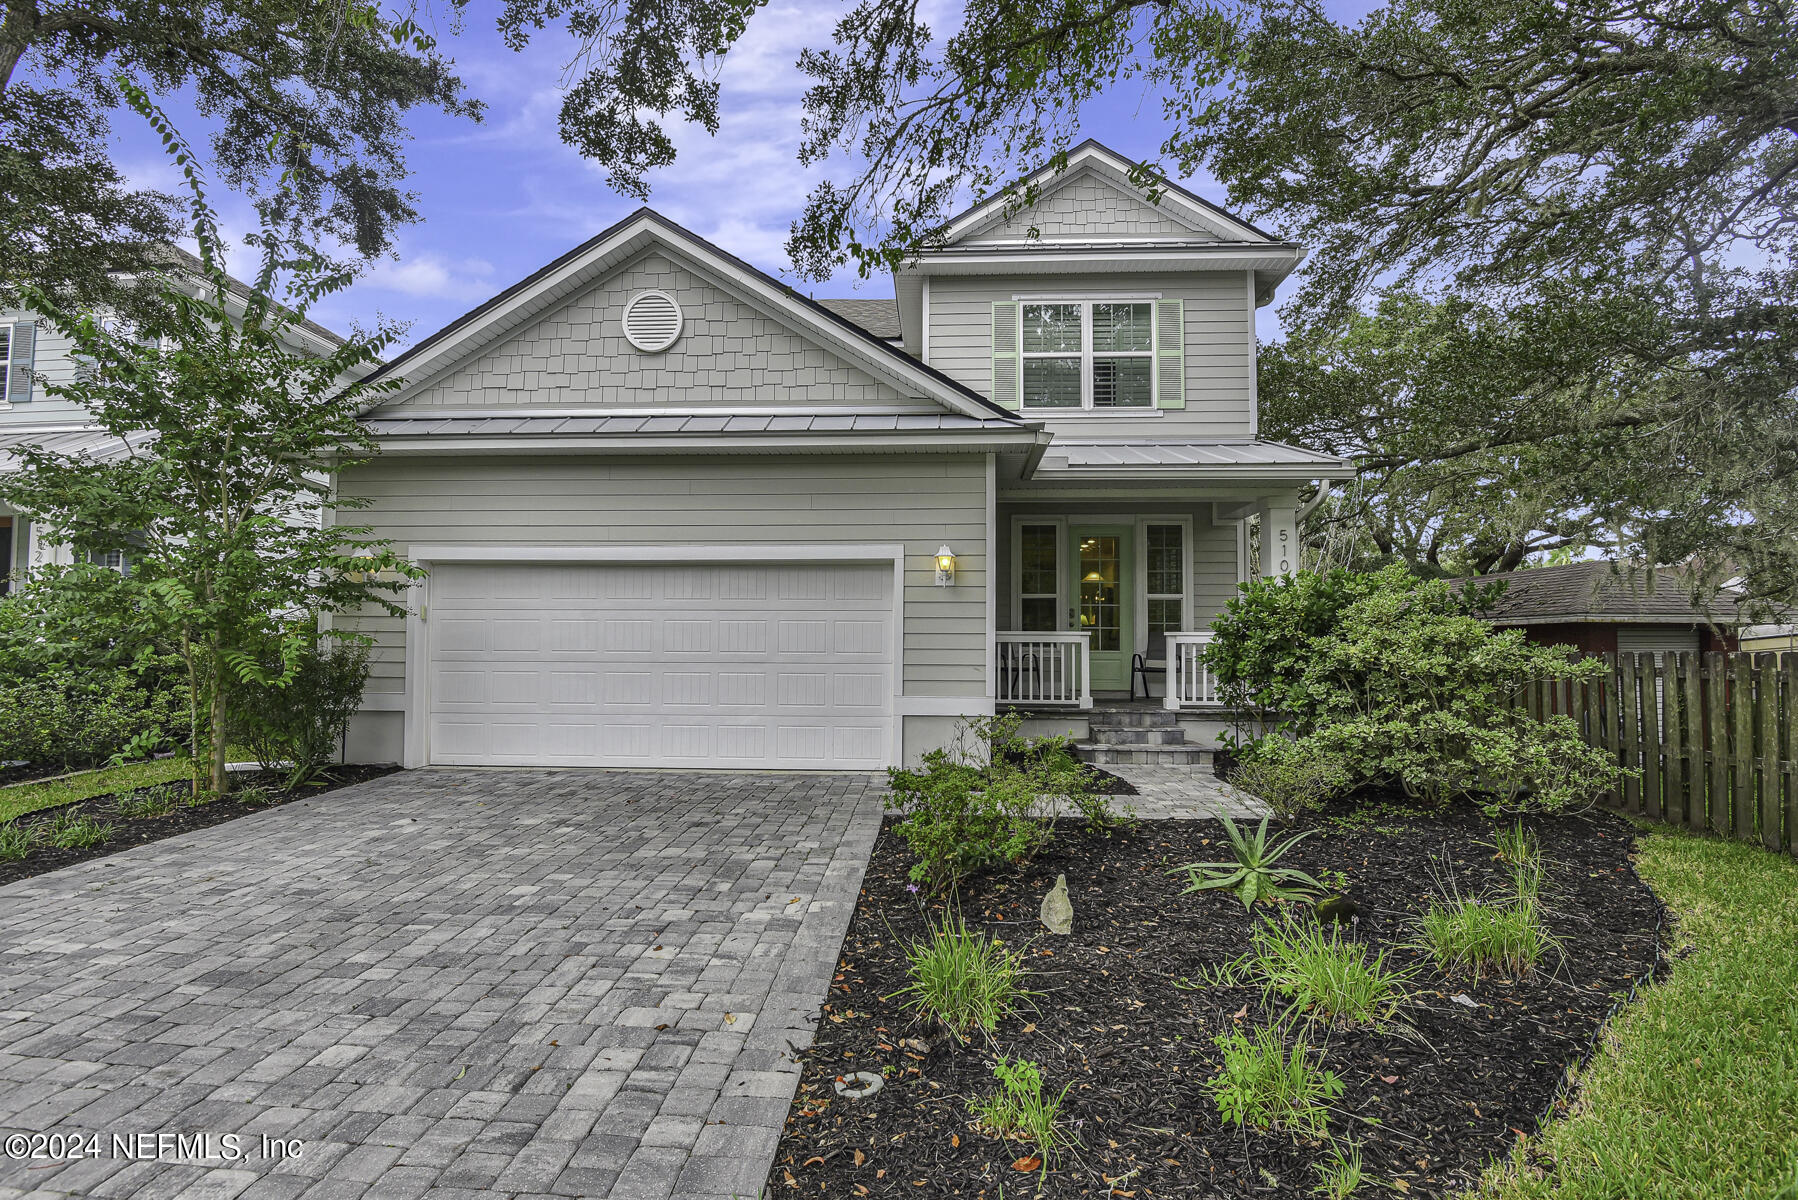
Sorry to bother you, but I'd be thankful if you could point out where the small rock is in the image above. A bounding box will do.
[1315,895,1358,925]
[1040,873,1074,935]
[1450,993,1479,1008]
[833,1070,884,1099]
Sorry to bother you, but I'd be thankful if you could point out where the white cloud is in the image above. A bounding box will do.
[363,252,496,301]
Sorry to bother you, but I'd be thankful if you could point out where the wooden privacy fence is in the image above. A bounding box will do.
[1518,651,1798,856]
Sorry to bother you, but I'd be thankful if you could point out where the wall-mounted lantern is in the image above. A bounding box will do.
[934,544,956,587]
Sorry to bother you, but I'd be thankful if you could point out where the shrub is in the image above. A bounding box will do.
[1208,1025,1343,1138]
[968,1055,1071,1174]
[1245,912,1414,1029]
[0,823,34,862]
[1211,568,1625,813]
[0,669,183,770]
[1231,739,1351,817]
[1171,814,1324,910]
[889,911,1033,1041]
[230,637,370,788]
[885,712,1105,890]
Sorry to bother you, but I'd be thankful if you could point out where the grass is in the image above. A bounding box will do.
[40,810,114,849]
[968,1055,1071,1175]
[1245,912,1414,1029]
[1480,830,1798,1200]
[888,911,1034,1041]
[1418,890,1554,981]
[1313,1139,1364,1199]
[1206,1025,1343,1139]
[0,748,251,824]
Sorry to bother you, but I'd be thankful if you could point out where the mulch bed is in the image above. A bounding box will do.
[0,761,61,788]
[770,802,1665,1198]
[0,765,398,887]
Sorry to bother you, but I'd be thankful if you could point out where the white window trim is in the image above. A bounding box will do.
[1017,299,1158,412]
[0,324,12,412]
[1009,516,1068,631]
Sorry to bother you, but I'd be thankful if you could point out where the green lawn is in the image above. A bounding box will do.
[1480,828,1798,1200]
[0,754,248,824]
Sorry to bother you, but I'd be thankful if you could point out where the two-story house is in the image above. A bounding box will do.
[0,249,347,590]
[336,141,1353,770]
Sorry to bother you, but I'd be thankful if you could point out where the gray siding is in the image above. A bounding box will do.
[966,172,1206,242]
[994,503,1242,639]
[0,311,90,424]
[338,453,990,699]
[376,252,935,414]
[927,272,1257,439]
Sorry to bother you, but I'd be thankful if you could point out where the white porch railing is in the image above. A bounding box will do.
[1164,631,1217,709]
[995,631,1093,708]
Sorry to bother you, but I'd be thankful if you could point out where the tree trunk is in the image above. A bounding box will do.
[208,667,229,796]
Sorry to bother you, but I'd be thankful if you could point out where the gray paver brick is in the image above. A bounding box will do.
[0,769,886,1199]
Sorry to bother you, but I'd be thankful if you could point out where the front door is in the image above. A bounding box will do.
[1072,526,1132,692]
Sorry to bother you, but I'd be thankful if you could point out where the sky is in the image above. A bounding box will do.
[106,3,1327,352]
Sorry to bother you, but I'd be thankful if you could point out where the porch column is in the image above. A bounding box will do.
[1258,496,1301,578]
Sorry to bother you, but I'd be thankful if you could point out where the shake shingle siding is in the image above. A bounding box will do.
[374,251,937,413]
[964,175,1208,242]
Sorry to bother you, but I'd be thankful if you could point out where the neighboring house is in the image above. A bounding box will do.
[334,140,1354,771]
[0,248,346,590]
[1740,624,1798,653]
[1468,561,1743,658]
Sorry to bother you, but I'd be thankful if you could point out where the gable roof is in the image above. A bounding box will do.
[364,210,1015,424]
[938,139,1280,247]
[816,297,901,339]
[1468,561,1748,627]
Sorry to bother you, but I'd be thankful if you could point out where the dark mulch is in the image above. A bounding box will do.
[770,803,1665,1198]
[0,765,399,887]
[0,761,62,788]
[1082,765,1137,797]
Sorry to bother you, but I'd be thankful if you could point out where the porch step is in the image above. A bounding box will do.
[1074,742,1213,766]
[1087,726,1187,745]
[1083,707,1179,728]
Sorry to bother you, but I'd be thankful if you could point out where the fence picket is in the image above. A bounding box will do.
[1704,654,1727,837]
[1757,653,1780,852]
[1641,655,1664,820]
[1620,653,1642,814]
[1785,655,1798,858]
[1733,654,1755,842]
[1663,654,1687,826]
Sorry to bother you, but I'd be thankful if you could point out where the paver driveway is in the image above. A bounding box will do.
[0,769,885,1200]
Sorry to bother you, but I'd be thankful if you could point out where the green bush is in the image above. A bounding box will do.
[0,563,177,685]
[889,911,1033,1041]
[885,712,1104,891]
[230,637,370,788]
[1210,567,1624,813]
[1207,1025,1343,1138]
[1230,739,1351,817]
[0,669,183,770]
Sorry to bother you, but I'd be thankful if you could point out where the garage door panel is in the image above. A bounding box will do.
[427,561,893,769]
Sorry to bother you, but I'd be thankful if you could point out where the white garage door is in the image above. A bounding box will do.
[426,561,894,769]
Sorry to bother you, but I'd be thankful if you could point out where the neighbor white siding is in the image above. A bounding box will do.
[0,311,88,424]
[925,272,1257,439]
[338,453,991,703]
[373,251,935,414]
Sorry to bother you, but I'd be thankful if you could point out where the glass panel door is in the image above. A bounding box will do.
[1073,525,1132,691]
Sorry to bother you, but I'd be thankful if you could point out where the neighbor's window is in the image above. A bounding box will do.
[1021,301,1154,410]
[1146,524,1185,644]
[0,326,11,395]
[87,548,129,575]
[1018,524,1060,631]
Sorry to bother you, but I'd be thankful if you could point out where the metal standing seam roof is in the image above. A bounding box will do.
[1043,439,1350,470]
[0,427,151,472]
[360,411,1031,439]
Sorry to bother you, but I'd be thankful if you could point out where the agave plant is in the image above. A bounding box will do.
[1170,814,1323,910]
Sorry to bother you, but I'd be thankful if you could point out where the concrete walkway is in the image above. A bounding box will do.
[0,769,884,1200]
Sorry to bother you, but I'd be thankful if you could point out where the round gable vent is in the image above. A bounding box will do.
[622,289,684,352]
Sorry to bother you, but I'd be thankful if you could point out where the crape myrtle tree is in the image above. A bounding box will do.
[482,0,1796,610]
[0,0,479,310]
[0,91,419,797]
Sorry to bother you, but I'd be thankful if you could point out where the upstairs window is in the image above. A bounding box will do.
[1020,300,1155,410]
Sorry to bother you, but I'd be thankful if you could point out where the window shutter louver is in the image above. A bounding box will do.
[1154,299,1184,409]
[8,321,35,404]
[991,301,1021,409]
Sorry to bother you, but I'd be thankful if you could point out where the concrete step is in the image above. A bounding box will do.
[1075,742,1213,766]
[1087,726,1188,745]
[1083,707,1179,728]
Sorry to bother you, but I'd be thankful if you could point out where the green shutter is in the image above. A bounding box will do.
[7,320,34,404]
[991,301,1021,409]
[1154,298,1184,409]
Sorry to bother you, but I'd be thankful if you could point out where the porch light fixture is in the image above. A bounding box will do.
[934,545,957,587]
